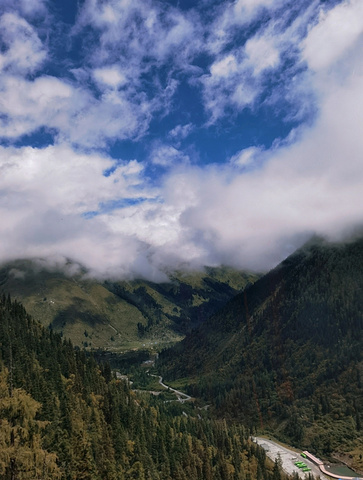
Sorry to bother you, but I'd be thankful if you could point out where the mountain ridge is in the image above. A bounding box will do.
[159,236,363,472]
[0,259,259,351]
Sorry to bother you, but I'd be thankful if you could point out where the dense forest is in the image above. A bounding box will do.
[0,293,294,480]
[160,237,363,472]
[2,237,362,478]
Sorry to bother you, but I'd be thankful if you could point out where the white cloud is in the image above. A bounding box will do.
[150,144,189,168]
[231,83,258,109]
[0,12,46,74]
[302,0,363,71]
[206,0,284,54]
[0,76,74,138]
[201,51,259,121]
[75,0,202,121]
[199,1,327,124]
[201,6,306,123]
[168,124,193,141]
[1,0,47,18]
[154,10,196,60]
[0,74,152,147]
[229,146,262,168]
[0,144,164,278]
[0,1,201,150]
[234,0,276,16]
[159,36,363,271]
[0,145,147,215]
[77,0,200,66]
[245,35,280,75]
[93,66,127,89]
[0,0,362,281]
[210,54,238,77]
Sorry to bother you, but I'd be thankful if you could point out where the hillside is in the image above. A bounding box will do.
[160,237,363,472]
[0,260,258,351]
[0,294,287,480]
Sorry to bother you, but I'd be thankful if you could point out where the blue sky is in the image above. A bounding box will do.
[0,0,363,279]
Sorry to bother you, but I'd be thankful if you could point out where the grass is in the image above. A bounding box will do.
[132,377,165,392]
[0,259,256,353]
[165,377,194,391]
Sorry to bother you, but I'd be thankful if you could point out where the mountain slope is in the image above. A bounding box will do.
[160,237,363,471]
[0,294,281,480]
[0,260,258,351]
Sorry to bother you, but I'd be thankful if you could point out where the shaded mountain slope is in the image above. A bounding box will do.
[160,237,363,471]
[0,260,258,351]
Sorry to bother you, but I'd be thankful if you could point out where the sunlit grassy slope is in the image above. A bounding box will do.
[0,260,258,351]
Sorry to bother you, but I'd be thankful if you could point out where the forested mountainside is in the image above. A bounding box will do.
[0,261,258,351]
[160,237,363,472]
[0,294,292,480]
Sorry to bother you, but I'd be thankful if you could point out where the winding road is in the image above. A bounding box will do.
[151,375,192,402]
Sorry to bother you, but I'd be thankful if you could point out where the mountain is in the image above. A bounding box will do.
[0,260,258,351]
[160,236,363,472]
[0,294,283,480]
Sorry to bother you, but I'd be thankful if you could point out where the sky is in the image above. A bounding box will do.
[0,0,363,280]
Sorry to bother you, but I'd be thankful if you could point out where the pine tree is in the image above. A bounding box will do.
[0,367,60,480]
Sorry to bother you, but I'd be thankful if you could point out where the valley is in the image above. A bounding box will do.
[150,375,192,403]
[0,294,279,480]
[2,0,362,478]
[158,236,363,474]
[0,260,258,351]
[0,236,362,479]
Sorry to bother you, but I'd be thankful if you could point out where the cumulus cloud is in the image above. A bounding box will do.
[0,0,362,281]
[245,35,280,75]
[0,144,164,278]
[72,0,204,125]
[206,0,284,54]
[150,144,190,168]
[201,29,283,122]
[0,145,148,214]
[201,51,258,122]
[1,0,47,18]
[0,12,46,74]
[0,0,201,149]
[302,0,363,71]
[157,3,363,271]
[229,146,263,168]
[199,1,323,124]
[0,74,152,146]
[200,10,296,122]
[76,0,201,69]
[93,66,128,89]
[168,124,193,142]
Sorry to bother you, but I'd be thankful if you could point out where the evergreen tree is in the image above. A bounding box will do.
[0,367,60,480]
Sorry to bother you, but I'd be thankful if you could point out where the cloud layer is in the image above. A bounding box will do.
[0,0,362,278]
